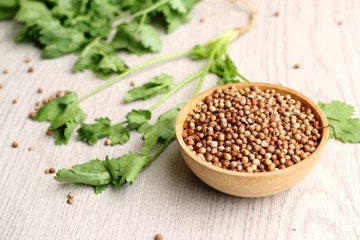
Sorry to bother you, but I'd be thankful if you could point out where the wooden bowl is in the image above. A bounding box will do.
[175,82,329,198]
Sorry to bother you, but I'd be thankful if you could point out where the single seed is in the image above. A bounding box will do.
[37,88,43,94]
[47,130,54,136]
[28,146,35,151]
[24,57,32,63]
[155,234,163,240]
[12,141,19,148]
[0,83,3,89]
[274,12,279,17]
[29,112,36,119]
[27,67,34,73]
[67,198,74,205]
[68,192,75,199]
[3,68,9,74]
[49,168,56,174]
[130,80,136,87]
[105,139,112,146]
[293,64,300,69]
[44,169,50,174]
[12,99,17,104]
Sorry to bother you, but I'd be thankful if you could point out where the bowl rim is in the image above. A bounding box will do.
[175,82,329,177]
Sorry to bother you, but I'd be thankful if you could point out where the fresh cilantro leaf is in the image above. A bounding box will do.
[191,44,211,60]
[0,0,18,20]
[77,117,130,145]
[169,0,187,14]
[105,152,150,187]
[54,159,113,186]
[125,109,152,130]
[73,37,128,79]
[211,54,249,85]
[111,22,162,54]
[108,124,130,145]
[94,184,109,194]
[318,100,360,143]
[77,118,111,145]
[33,92,87,145]
[124,73,174,102]
[318,101,354,121]
[157,4,189,33]
[140,107,178,155]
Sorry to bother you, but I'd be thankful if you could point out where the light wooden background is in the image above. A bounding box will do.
[0,0,359,239]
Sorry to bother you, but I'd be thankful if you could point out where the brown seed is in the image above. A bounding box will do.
[0,83,3,89]
[12,141,19,148]
[49,168,56,174]
[130,80,136,87]
[67,198,74,205]
[337,21,343,26]
[47,130,54,136]
[274,12,279,17]
[27,67,34,73]
[105,139,112,146]
[199,17,205,23]
[293,64,300,69]
[12,99,17,104]
[3,68,9,74]
[44,169,50,174]
[68,192,75,199]
[37,88,43,94]
[24,57,32,63]
[29,112,36,119]
[28,146,35,151]
[155,234,163,240]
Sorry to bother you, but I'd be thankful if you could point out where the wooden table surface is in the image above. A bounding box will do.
[1,0,359,239]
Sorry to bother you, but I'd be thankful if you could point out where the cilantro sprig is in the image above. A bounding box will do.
[318,101,360,143]
[1,0,199,78]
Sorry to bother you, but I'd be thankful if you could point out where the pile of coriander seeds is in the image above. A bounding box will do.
[182,86,322,173]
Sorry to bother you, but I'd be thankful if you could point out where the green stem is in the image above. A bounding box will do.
[78,49,191,103]
[114,0,170,26]
[149,138,173,161]
[149,70,203,111]
[192,51,216,97]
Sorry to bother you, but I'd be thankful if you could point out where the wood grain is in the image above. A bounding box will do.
[0,0,359,239]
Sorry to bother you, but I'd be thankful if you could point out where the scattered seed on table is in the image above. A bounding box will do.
[0,83,3,89]
[337,21,343,26]
[55,90,62,98]
[47,130,54,136]
[37,88,43,94]
[27,67,34,73]
[49,168,56,174]
[12,99,17,104]
[183,86,322,173]
[68,192,75,199]
[274,12,279,17]
[12,141,19,148]
[293,64,300,69]
[130,81,136,87]
[24,57,32,63]
[105,139,112,146]
[28,146,35,151]
[155,234,163,240]
[67,198,74,205]
[3,68,9,74]
[29,112,36,119]
[44,169,50,174]
[199,17,205,23]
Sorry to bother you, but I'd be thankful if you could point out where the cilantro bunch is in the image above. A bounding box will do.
[0,0,199,78]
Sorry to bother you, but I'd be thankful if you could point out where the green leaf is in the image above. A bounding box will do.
[33,92,87,145]
[0,0,18,20]
[169,0,187,13]
[77,118,112,145]
[318,101,354,121]
[318,100,360,143]
[54,159,113,186]
[104,152,150,188]
[94,184,109,194]
[111,22,162,54]
[124,73,174,102]
[157,5,189,33]
[140,107,178,155]
[125,109,152,130]
[77,117,130,145]
[108,124,130,145]
[73,38,128,79]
